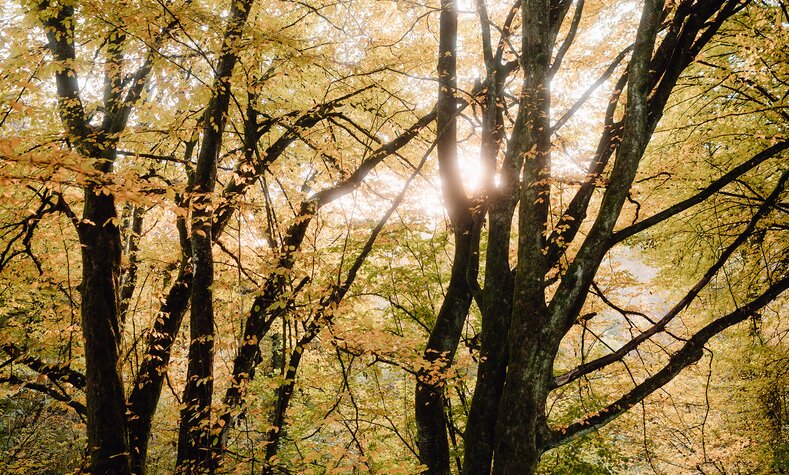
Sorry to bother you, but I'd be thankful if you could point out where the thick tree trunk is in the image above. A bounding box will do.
[489,1,665,472]
[492,327,557,475]
[482,0,554,471]
[36,5,133,470]
[80,184,132,474]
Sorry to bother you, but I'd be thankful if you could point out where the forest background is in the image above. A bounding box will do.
[0,0,787,473]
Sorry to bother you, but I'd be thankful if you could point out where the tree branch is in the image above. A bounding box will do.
[610,140,789,245]
[554,169,788,388]
[549,273,789,448]
[1,343,86,389]
[0,374,87,419]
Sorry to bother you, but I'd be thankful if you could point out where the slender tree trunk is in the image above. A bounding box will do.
[128,258,191,474]
[220,218,311,445]
[415,0,485,471]
[176,189,216,471]
[460,11,512,465]
[261,347,303,475]
[415,239,474,474]
[174,2,254,470]
[119,204,143,324]
[128,172,193,473]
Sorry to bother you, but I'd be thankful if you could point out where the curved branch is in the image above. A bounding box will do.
[218,106,440,440]
[549,0,584,77]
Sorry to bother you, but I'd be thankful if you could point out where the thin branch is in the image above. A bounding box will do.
[0,374,86,419]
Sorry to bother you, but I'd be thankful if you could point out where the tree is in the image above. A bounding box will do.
[3,0,442,472]
[0,0,786,474]
[414,0,788,473]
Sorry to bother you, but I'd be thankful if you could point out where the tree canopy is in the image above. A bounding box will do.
[0,0,787,474]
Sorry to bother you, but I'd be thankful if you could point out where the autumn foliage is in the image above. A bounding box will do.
[0,0,787,474]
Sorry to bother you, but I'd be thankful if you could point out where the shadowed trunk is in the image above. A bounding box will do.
[415,0,478,472]
[80,179,131,474]
[461,195,513,475]
[39,2,132,472]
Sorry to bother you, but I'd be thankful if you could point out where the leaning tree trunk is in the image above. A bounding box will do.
[415,231,475,474]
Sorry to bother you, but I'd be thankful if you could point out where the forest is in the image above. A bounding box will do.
[0,0,787,473]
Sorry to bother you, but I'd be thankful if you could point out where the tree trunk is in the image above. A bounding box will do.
[460,4,514,470]
[174,2,254,471]
[492,327,557,475]
[80,182,132,474]
[414,244,474,474]
[127,196,192,473]
[415,0,476,472]
[176,191,216,472]
[461,199,513,475]
[128,259,191,474]
[489,0,665,472]
[36,3,133,470]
